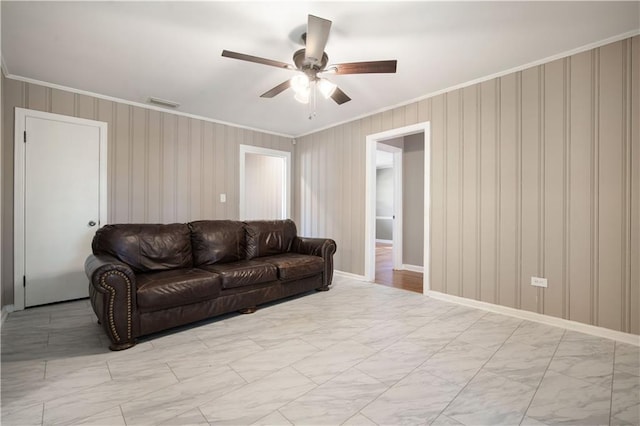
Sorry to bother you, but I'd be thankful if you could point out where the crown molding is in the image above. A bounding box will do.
[2,72,294,139]
[295,29,640,138]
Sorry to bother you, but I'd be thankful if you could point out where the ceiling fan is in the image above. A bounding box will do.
[221,14,397,105]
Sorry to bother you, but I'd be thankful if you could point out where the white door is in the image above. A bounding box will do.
[15,108,107,308]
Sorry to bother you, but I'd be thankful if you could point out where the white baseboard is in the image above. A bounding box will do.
[401,264,424,273]
[1,304,14,326]
[375,239,392,244]
[334,270,367,281]
[427,290,640,347]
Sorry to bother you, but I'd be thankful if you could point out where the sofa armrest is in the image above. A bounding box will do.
[292,237,337,288]
[85,254,138,350]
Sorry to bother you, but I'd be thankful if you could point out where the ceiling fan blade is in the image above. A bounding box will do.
[332,60,397,75]
[222,50,293,70]
[331,87,351,105]
[260,80,291,98]
[305,15,332,65]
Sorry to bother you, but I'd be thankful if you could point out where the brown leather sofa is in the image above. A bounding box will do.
[85,219,336,350]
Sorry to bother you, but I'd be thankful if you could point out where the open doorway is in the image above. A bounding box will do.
[365,122,431,294]
[375,141,402,264]
[239,145,291,220]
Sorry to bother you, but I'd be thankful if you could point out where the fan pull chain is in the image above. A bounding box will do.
[308,81,317,120]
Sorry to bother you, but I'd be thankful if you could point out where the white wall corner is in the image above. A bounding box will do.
[427,290,640,347]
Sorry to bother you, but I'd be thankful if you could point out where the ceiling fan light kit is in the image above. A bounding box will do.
[291,74,310,93]
[221,14,397,114]
[317,78,337,99]
[294,88,310,104]
[290,74,337,104]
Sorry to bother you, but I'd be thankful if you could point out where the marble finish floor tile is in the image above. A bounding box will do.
[443,370,537,425]
[355,338,441,385]
[342,413,378,425]
[418,340,496,386]
[298,320,369,349]
[1,276,637,426]
[251,410,293,425]
[525,370,612,425]
[506,320,566,348]
[454,318,521,350]
[71,406,126,426]
[482,341,556,387]
[158,408,210,426]
[120,369,246,425]
[547,350,614,389]
[430,414,465,425]
[292,340,375,384]
[615,342,640,376]
[199,367,316,425]
[41,369,179,425]
[610,370,640,426]
[352,320,419,351]
[279,368,388,424]
[361,368,463,424]
[229,338,318,383]
[0,402,43,426]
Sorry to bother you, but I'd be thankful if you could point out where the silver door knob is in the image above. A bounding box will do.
[88,221,96,227]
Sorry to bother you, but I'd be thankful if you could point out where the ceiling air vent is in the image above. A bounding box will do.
[148,97,180,108]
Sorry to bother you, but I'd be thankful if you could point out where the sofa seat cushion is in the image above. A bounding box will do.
[136,268,221,312]
[199,260,278,290]
[260,254,324,281]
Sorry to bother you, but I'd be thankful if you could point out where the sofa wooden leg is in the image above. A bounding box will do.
[239,306,257,314]
[109,340,136,351]
[316,285,330,292]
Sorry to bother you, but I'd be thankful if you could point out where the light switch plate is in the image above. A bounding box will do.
[531,276,548,288]
[220,193,226,203]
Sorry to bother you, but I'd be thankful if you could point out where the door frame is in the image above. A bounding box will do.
[376,142,403,270]
[14,108,108,311]
[239,144,292,220]
[365,121,431,294]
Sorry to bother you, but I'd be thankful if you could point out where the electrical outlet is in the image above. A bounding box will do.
[220,193,226,203]
[531,276,548,288]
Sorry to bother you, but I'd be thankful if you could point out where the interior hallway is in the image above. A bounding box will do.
[374,242,423,293]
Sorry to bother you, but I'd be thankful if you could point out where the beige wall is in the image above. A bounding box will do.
[1,76,293,307]
[402,133,424,267]
[294,36,640,335]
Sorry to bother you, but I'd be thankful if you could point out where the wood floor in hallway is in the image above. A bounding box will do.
[374,242,423,293]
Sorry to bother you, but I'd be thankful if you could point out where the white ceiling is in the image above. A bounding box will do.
[2,2,639,137]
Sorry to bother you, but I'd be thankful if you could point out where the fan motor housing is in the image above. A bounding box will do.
[293,49,328,74]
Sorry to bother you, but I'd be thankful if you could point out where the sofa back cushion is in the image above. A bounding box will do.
[189,220,246,266]
[92,223,192,272]
[244,219,297,259]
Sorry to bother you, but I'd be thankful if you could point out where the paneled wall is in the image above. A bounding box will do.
[294,36,640,334]
[1,76,293,306]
